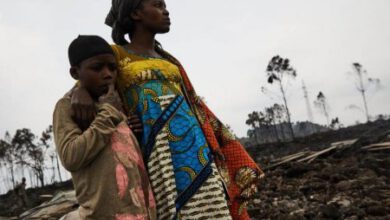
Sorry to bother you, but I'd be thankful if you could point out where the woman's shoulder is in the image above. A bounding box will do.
[110,44,148,63]
[110,44,127,60]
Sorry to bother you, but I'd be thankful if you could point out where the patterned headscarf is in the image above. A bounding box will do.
[105,0,143,45]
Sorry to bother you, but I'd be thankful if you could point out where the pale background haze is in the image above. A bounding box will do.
[1,0,389,139]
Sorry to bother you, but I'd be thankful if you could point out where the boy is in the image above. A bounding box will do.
[53,35,156,220]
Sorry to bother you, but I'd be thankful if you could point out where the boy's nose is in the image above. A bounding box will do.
[102,67,114,79]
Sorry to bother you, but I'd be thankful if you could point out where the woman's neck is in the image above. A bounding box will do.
[126,28,161,57]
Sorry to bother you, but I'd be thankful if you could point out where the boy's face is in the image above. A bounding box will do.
[71,54,117,99]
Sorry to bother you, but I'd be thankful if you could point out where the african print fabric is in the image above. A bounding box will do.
[112,46,232,220]
[155,49,266,220]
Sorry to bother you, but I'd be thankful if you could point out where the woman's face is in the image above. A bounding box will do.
[134,0,171,34]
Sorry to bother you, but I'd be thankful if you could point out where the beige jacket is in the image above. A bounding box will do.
[53,97,156,220]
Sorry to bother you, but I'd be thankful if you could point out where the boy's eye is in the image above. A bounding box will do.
[108,63,117,71]
[90,64,103,71]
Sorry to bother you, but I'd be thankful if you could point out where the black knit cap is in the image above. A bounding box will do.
[68,35,114,66]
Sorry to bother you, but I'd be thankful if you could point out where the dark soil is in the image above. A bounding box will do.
[246,119,390,219]
[1,120,389,219]
[0,180,73,217]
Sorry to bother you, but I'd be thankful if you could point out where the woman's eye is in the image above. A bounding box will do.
[154,1,164,8]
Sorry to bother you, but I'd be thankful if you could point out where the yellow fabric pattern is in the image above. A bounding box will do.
[112,45,181,88]
[118,57,182,87]
[111,45,184,114]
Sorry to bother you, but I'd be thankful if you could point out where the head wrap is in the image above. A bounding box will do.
[68,35,114,66]
[105,0,143,45]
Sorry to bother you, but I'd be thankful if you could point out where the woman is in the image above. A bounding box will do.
[74,0,264,219]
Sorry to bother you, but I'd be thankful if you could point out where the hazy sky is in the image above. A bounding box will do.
[0,0,389,138]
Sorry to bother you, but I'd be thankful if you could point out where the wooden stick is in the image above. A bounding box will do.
[266,152,311,169]
[271,151,308,163]
[361,142,390,150]
[331,139,358,147]
[367,146,390,151]
[298,145,338,163]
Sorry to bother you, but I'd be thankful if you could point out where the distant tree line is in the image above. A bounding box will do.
[0,126,63,191]
[246,55,383,144]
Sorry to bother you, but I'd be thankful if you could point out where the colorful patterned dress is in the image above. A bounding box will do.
[112,45,232,220]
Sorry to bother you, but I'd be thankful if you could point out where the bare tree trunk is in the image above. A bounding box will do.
[55,155,63,182]
[272,121,280,142]
[361,90,369,122]
[279,81,295,139]
[321,104,330,125]
[29,169,34,187]
[279,122,287,141]
[39,170,44,187]
[51,166,55,184]
[357,70,370,122]
[10,163,15,188]
[1,167,11,192]
[20,163,25,179]
[359,88,369,122]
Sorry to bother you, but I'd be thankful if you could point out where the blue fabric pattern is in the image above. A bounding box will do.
[124,68,212,212]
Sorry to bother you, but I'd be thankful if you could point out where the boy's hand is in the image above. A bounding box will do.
[71,87,96,130]
[98,84,124,113]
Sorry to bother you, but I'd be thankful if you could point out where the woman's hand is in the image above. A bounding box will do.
[127,115,143,138]
[71,86,96,130]
[127,114,143,141]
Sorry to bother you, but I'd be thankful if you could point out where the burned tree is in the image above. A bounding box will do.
[12,128,47,187]
[330,117,343,130]
[265,55,297,139]
[246,111,263,144]
[1,132,17,187]
[265,106,280,142]
[272,104,288,141]
[350,63,381,122]
[12,129,34,178]
[314,92,331,125]
[40,126,62,182]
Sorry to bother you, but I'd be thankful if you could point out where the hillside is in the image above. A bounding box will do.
[0,120,389,219]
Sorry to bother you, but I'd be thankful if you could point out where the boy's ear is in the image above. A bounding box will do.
[70,67,79,80]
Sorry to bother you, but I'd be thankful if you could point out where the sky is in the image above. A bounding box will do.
[0,0,389,139]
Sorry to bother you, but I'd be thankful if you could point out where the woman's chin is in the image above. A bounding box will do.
[157,26,170,34]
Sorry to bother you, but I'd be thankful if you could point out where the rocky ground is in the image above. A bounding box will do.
[0,120,389,219]
[0,181,73,218]
[247,119,390,219]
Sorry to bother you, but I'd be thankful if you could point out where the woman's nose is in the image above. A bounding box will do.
[163,8,169,16]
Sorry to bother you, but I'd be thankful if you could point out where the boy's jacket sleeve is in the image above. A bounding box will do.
[53,98,125,172]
